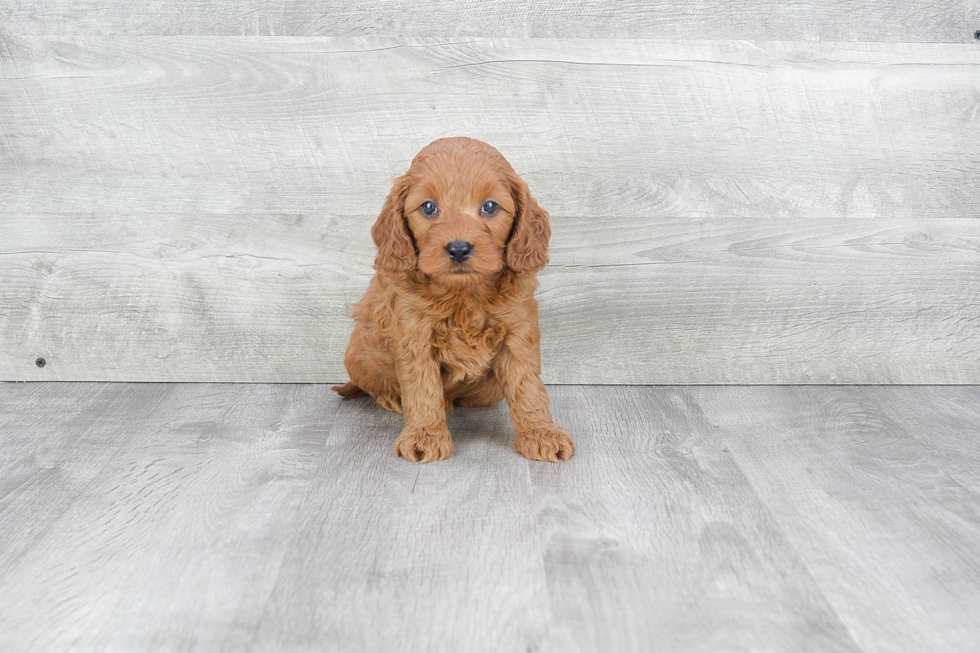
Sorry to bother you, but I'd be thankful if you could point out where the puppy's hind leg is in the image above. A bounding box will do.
[332,381,367,398]
[333,378,403,413]
[342,339,403,413]
[338,375,403,413]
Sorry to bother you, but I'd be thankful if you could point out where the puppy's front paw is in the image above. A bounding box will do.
[514,424,576,462]
[394,425,454,463]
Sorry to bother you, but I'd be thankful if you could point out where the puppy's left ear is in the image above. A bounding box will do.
[505,172,551,275]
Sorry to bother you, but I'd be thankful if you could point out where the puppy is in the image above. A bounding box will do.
[333,137,575,463]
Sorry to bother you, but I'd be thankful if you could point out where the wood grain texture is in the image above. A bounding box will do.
[253,387,549,651]
[690,385,980,653]
[2,212,979,383]
[1,1,977,42]
[1,37,979,383]
[527,385,861,652]
[2,37,978,219]
[3,383,979,651]
[0,382,340,651]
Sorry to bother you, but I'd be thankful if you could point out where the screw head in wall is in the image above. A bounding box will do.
[35,357,46,368]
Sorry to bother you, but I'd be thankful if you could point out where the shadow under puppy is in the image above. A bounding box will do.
[333,137,575,463]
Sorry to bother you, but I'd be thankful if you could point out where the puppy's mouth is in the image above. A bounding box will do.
[416,234,502,285]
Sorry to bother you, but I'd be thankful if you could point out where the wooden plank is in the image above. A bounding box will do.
[0,1,976,42]
[690,386,980,653]
[0,211,370,382]
[2,213,977,383]
[526,386,861,652]
[855,386,980,492]
[0,383,172,579]
[538,217,980,384]
[1,37,977,220]
[0,382,340,651]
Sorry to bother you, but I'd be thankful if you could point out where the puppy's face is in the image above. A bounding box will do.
[404,154,516,289]
[371,137,551,287]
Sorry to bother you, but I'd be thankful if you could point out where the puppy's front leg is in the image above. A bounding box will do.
[494,325,576,462]
[392,334,453,463]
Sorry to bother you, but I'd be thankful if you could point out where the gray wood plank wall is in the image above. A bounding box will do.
[2,11,979,383]
[3,1,978,42]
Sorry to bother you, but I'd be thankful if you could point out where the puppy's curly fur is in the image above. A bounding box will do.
[333,137,575,463]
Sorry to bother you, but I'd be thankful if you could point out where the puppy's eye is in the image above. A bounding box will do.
[481,200,498,216]
[420,201,438,216]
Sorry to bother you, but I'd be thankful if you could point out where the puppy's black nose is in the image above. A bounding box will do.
[445,240,473,263]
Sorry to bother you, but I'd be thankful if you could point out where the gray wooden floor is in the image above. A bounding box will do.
[1,383,978,652]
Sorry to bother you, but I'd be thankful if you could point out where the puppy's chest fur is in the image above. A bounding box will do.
[430,298,505,385]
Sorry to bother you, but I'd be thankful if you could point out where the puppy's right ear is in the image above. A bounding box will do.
[371,174,416,277]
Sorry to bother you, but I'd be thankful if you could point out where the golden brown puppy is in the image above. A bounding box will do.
[333,137,575,463]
